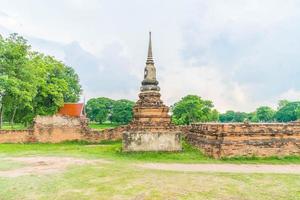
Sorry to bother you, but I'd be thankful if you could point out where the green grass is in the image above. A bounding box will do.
[0,122,27,130]
[0,140,300,164]
[0,160,26,171]
[0,141,300,199]
[0,122,118,131]
[1,162,300,200]
[88,122,119,130]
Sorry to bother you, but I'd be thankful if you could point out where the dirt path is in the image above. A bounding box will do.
[137,163,300,174]
[0,156,111,177]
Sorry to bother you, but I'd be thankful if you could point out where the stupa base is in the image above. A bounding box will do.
[122,131,182,152]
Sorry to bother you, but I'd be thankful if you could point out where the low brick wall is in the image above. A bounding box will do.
[0,130,34,143]
[186,122,300,158]
[1,116,300,159]
[83,126,128,143]
[0,115,127,144]
[0,127,126,144]
[31,115,88,143]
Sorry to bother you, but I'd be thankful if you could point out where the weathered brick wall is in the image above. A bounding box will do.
[0,130,34,143]
[0,115,126,143]
[186,122,300,158]
[2,116,300,159]
[82,126,128,143]
[31,115,88,143]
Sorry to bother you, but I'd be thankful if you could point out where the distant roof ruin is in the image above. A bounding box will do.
[58,103,84,117]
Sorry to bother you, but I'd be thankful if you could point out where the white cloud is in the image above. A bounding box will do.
[1,0,300,112]
[278,89,300,102]
[159,62,254,112]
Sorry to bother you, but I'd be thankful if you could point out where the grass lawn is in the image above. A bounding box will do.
[1,122,119,131]
[0,122,27,130]
[88,122,119,130]
[0,141,300,200]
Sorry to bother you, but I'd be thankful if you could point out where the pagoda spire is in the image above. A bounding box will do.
[141,31,160,92]
[146,31,154,64]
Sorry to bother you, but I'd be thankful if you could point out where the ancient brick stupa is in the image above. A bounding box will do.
[123,32,182,152]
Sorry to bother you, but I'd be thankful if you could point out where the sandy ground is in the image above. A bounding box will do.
[0,156,110,177]
[137,163,300,174]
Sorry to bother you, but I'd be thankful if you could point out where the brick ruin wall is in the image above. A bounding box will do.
[0,129,35,143]
[185,122,300,158]
[0,115,127,143]
[0,115,300,159]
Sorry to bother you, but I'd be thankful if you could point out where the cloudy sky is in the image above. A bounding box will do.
[1,0,300,112]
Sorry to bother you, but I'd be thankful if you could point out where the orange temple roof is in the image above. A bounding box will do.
[58,103,84,117]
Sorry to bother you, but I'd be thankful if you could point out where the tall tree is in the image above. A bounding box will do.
[247,112,259,122]
[0,33,81,126]
[209,109,220,122]
[256,106,275,122]
[233,112,248,122]
[63,66,81,102]
[171,95,218,125]
[278,100,290,109]
[111,99,134,124]
[219,110,235,122]
[220,111,248,122]
[0,34,35,126]
[275,101,300,122]
[86,97,114,124]
[296,107,300,120]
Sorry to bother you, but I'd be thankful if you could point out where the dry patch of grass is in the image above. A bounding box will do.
[0,156,110,177]
[0,160,26,171]
[0,142,300,199]
[0,155,299,200]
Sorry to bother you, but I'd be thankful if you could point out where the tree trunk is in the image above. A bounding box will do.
[0,103,3,129]
[10,106,17,128]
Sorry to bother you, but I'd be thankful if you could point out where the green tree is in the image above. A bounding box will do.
[171,95,218,125]
[111,99,134,124]
[0,75,9,128]
[219,110,235,122]
[209,109,219,122]
[220,111,248,122]
[0,33,81,126]
[275,101,300,122]
[0,34,35,126]
[63,66,81,102]
[296,107,300,120]
[256,106,275,122]
[247,112,259,122]
[30,54,81,117]
[233,112,248,122]
[278,100,290,109]
[86,97,114,124]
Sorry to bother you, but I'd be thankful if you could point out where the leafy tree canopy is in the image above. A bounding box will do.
[171,95,219,125]
[0,33,81,127]
[275,101,300,122]
[220,100,300,123]
[86,97,134,125]
[256,106,275,122]
[86,97,114,124]
[219,111,248,122]
[111,99,134,124]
